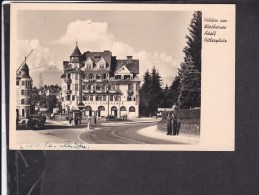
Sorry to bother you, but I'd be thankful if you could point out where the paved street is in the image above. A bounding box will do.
[80,122,197,144]
[15,118,199,146]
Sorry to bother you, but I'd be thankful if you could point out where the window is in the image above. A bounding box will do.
[67,95,71,101]
[22,81,25,86]
[67,74,71,79]
[96,95,102,101]
[83,96,89,101]
[16,81,19,86]
[90,95,93,101]
[75,74,79,80]
[21,99,25,104]
[67,84,71,90]
[72,95,75,101]
[115,96,120,101]
[82,74,85,79]
[75,84,79,91]
[99,63,105,69]
[103,95,106,101]
[115,84,120,90]
[115,75,121,80]
[21,90,24,95]
[110,95,113,101]
[86,65,92,69]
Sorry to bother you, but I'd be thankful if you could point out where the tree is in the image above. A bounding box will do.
[183,11,202,72]
[150,67,163,115]
[139,70,152,116]
[169,75,180,106]
[176,11,201,108]
[177,57,201,108]
[160,84,171,108]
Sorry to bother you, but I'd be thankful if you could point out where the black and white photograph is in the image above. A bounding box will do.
[9,4,235,150]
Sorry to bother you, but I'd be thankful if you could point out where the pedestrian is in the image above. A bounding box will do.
[176,114,181,135]
[172,113,177,135]
[69,116,73,125]
[166,114,172,135]
[74,116,78,126]
[78,117,81,124]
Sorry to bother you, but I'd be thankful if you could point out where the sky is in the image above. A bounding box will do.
[17,10,193,87]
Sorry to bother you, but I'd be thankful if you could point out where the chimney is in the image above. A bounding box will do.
[127,56,133,60]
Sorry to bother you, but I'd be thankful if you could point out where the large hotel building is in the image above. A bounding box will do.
[61,43,141,118]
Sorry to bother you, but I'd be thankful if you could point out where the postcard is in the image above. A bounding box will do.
[9,3,235,151]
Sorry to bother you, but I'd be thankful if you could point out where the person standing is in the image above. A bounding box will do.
[176,114,181,135]
[172,113,178,135]
[166,114,172,135]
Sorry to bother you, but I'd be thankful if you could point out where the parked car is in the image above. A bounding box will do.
[27,114,45,129]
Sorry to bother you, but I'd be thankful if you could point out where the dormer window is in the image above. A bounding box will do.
[85,57,93,70]
[98,57,106,69]
[99,63,105,69]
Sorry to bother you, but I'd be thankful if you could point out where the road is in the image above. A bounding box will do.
[79,122,184,144]
[16,119,197,147]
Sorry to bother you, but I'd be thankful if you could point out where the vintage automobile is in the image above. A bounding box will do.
[27,114,46,129]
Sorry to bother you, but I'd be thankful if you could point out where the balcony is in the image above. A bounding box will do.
[83,90,95,94]
[66,89,72,94]
[65,78,72,83]
[96,78,108,83]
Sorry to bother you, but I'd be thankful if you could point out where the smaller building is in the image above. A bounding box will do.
[16,61,33,119]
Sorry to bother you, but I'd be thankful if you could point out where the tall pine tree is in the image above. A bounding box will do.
[176,11,201,108]
[150,67,163,115]
[177,57,201,108]
[139,70,152,116]
[169,75,180,106]
[183,11,202,72]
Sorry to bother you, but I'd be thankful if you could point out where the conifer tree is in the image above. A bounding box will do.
[151,67,163,113]
[139,70,152,116]
[183,11,202,72]
[177,57,201,108]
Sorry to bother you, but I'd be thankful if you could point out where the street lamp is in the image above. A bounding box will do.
[77,69,85,110]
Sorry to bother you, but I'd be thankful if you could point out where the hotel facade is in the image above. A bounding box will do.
[61,44,141,118]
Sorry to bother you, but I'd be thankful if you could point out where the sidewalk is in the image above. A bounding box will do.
[137,125,199,144]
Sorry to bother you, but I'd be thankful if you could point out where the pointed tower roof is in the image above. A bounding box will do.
[21,62,29,70]
[70,41,82,57]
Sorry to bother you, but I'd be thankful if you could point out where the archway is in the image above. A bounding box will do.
[120,106,127,116]
[129,106,136,116]
[85,106,92,117]
[111,106,117,117]
[98,106,105,117]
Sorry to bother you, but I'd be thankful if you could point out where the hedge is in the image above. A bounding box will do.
[158,109,200,135]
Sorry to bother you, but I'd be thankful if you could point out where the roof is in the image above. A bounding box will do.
[21,62,29,70]
[82,51,112,70]
[115,59,139,74]
[70,45,82,57]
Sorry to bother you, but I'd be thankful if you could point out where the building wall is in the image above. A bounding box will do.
[16,77,32,118]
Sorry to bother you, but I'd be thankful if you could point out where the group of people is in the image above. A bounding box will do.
[166,113,181,136]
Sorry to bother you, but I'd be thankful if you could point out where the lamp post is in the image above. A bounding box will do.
[77,69,85,119]
[106,89,110,116]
